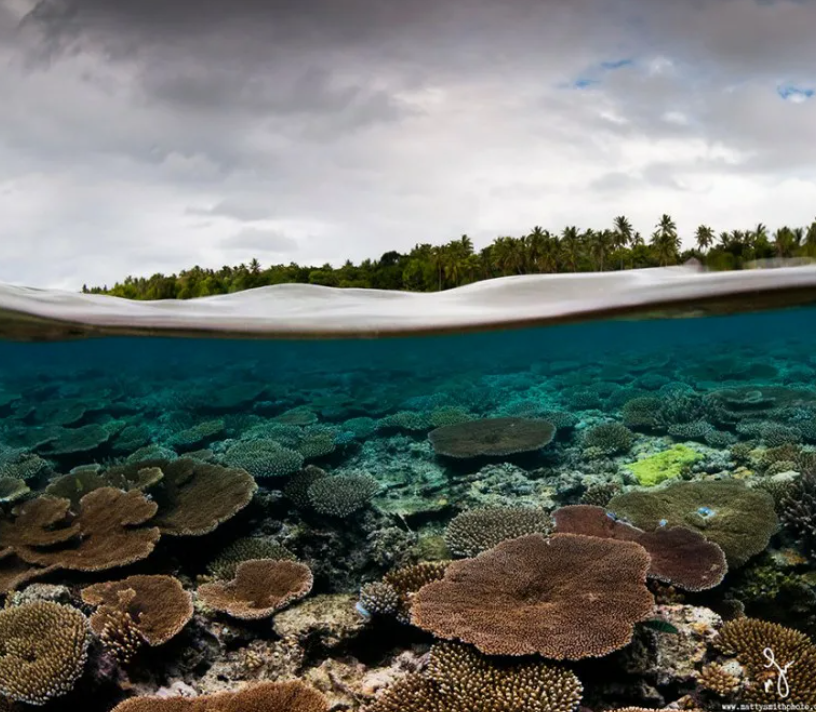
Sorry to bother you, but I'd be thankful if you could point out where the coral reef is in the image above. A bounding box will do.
[412,533,654,659]
[444,506,552,557]
[197,559,314,620]
[428,417,556,458]
[362,642,583,712]
[0,602,89,705]
[608,480,778,568]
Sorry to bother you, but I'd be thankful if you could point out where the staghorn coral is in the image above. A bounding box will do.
[207,537,297,580]
[359,562,450,624]
[608,480,777,568]
[197,559,313,620]
[715,618,816,704]
[168,419,225,450]
[148,458,257,536]
[363,641,583,712]
[1,488,160,572]
[81,575,193,662]
[307,472,380,517]
[444,506,552,557]
[412,533,654,659]
[379,411,432,432]
[223,439,304,478]
[582,422,634,455]
[553,505,727,591]
[429,406,475,428]
[621,396,664,430]
[297,431,336,460]
[0,602,90,705]
[111,680,329,711]
[429,417,556,458]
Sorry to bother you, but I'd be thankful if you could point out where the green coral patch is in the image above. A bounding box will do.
[625,444,703,486]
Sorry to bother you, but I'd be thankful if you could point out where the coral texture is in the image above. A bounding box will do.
[197,559,314,620]
[0,602,90,705]
[411,533,654,659]
[428,417,555,458]
[444,506,552,557]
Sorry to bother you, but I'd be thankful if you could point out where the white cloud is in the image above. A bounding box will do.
[1,0,816,288]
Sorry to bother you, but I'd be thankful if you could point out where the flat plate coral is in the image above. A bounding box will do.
[2,263,816,340]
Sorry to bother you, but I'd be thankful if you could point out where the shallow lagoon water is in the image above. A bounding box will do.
[2,276,816,710]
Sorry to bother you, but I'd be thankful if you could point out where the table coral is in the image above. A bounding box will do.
[428,417,556,458]
[411,533,654,659]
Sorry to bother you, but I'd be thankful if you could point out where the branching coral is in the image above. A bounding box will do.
[197,559,313,620]
[307,472,379,517]
[111,681,329,712]
[412,533,654,659]
[223,439,304,478]
[284,465,329,509]
[428,417,555,458]
[553,505,727,591]
[582,422,634,455]
[715,618,816,704]
[444,506,552,557]
[0,602,90,705]
[608,480,777,568]
[363,642,583,712]
[779,469,816,558]
[358,561,450,623]
[81,575,193,663]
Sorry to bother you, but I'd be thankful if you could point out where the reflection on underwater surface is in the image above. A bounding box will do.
[1,306,816,710]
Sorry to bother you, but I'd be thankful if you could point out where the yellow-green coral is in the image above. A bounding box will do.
[625,444,702,486]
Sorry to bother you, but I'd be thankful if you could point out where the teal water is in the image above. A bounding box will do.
[1,305,816,710]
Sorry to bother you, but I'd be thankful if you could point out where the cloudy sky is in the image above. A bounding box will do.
[0,0,815,289]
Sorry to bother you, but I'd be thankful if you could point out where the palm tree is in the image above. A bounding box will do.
[491,237,525,275]
[651,214,680,266]
[560,226,582,272]
[526,226,548,272]
[588,229,614,271]
[694,225,714,252]
[430,245,446,290]
[773,227,796,258]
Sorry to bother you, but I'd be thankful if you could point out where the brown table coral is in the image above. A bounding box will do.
[607,480,777,568]
[81,575,193,663]
[0,488,160,572]
[197,559,313,620]
[428,417,555,458]
[411,533,654,660]
[111,680,329,711]
[553,504,727,591]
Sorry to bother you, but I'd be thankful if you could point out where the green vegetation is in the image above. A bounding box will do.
[625,444,703,487]
[83,215,816,299]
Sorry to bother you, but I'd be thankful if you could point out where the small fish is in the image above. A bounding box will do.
[658,519,668,528]
[697,506,715,517]
[642,619,680,635]
[605,511,618,521]
[355,601,372,619]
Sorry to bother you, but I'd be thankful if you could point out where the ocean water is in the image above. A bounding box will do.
[1,304,816,710]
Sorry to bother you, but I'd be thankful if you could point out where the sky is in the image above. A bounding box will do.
[0,0,815,289]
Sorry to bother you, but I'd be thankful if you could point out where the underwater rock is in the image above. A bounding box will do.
[273,594,366,650]
[5,583,71,607]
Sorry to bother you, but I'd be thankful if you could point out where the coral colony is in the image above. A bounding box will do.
[3,306,816,711]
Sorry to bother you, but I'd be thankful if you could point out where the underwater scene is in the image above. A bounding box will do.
[2,305,816,712]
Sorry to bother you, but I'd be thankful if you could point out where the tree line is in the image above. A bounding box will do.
[83,215,816,300]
